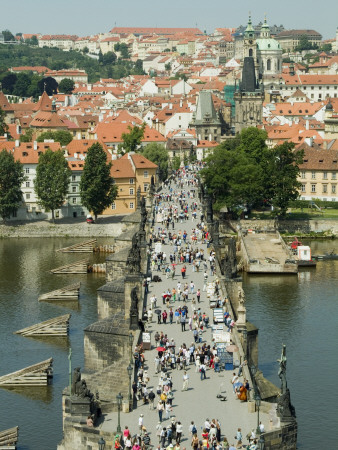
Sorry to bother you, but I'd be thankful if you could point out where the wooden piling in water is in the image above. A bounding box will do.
[50,260,88,274]
[57,239,97,253]
[0,358,53,387]
[38,283,80,301]
[14,314,71,337]
[0,426,19,449]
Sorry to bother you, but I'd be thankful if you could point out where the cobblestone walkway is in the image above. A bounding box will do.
[102,174,269,448]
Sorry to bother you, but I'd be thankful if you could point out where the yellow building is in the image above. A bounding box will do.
[298,146,338,201]
[104,153,158,215]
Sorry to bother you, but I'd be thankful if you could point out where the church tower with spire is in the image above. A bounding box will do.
[243,14,257,59]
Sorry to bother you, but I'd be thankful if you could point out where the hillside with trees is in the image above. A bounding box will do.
[0,42,144,85]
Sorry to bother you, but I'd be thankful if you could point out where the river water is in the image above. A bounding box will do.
[243,239,338,450]
[0,237,113,450]
[0,238,337,449]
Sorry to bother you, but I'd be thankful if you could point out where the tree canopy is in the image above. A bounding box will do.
[295,35,319,51]
[120,123,146,154]
[0,107,8,136]
[37,130,73,146]
[201,127,304,217]
[80,143,117,220]
[34,149,71,222]
[58,78,75,94]
[141,143,168,181]
[0,149,25,221]
[0,45,144,84]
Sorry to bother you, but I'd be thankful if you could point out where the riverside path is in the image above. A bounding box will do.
[102,168,269,448]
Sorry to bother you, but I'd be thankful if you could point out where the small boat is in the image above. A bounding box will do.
[290,242,317,268]
[312,252,338,261]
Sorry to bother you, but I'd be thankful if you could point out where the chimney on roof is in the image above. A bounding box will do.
[15,139,20,147]
[305,119,309,130]
[77,132,81,139]
[33,141,38,150]
[74,152,78,159]
[87,84,92,91]
[169,103,173,110]
[180,99,183,108]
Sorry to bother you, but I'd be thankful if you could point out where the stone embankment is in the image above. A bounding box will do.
[219,218,338,236]
[0,216,127,238]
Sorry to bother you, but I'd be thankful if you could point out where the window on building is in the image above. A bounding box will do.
[332,185,337,194]
[301,171,306,179]
[72,175,76,181]
[311,171,316,179]
[72,186,77,193]
[301,184,306,192]
[129,202,134,209]
[323,172,328,180]
[130,178,134,184]
[112,202,116,210]
[12,210,17,218]
[267,59,271,71]
[143,170,149,178]
[25,168,30,174]
[144,183,149,192]
[323,185,328,193]
[332,172,336,180]
[311,184,316,193]
[129,188,134,195]
[311,94,314,99]
[26,193,30,199]
[72,197,77,204]
[26,181,30,187]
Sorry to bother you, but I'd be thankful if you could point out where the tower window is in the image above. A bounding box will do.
[249,49,253,57]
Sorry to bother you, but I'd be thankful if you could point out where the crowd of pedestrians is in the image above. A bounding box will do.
[111,166,264,450]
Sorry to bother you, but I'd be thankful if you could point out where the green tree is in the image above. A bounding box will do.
[37,130,73,146]
[102,51,117,65]
[0,107,8,136]
[295,35,318,51]
[0,73,17,94]
[13,73,31,97]
[34,149,71,222]
[30,35,38,46]
[2,30,15,41]
[172,156,181,171]
[267,141,304,217]
[119,43,130,59]
[19,128,34,142]
[120,123,146,154]
[319,43,332,52]
[80,143,117,220]
[58,78,75,94]
[0,149,25,221]
[38,76,58,96]
[142,143,169,181]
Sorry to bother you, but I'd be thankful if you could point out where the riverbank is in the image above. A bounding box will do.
[0,215,126,238]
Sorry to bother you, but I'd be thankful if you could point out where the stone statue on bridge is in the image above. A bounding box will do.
[277,344,296,421]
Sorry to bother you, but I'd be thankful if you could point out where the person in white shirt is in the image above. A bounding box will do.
[182,371,189,391]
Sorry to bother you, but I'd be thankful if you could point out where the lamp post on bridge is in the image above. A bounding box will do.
[129,332,134,365]
[116,392,123,433]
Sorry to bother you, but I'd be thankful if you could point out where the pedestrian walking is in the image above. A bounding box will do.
[181,370,189,391]
[157,400,164,422]
[200,363,206,380]
[180,315,186,332]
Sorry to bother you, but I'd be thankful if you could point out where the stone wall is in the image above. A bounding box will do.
[220,218,338,235]
[84,315,130,372]
[263,421,297,450]
[97,281,125,320]
[105,248,130,282]
[0,220,126,238]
